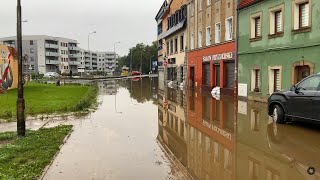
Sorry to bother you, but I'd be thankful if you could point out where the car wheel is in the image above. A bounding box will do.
[272,105,285,124]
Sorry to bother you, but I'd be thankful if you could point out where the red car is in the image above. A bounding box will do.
[131,71,142,76]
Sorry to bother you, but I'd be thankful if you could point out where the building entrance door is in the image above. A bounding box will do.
[190,67,195,87]
[295,65,310,83]
[215,65,220,87]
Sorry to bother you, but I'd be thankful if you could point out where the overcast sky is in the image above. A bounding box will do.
[0,0,163,56]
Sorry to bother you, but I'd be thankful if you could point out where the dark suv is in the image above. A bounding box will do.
[268,74,320,124]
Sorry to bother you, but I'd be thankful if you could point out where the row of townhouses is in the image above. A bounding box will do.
[0,35,118,75]
[156,0,320,102]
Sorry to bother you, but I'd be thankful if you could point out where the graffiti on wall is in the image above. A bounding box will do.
[0,46,17,93]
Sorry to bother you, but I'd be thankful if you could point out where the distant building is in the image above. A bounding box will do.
[0,35,80,75]
[0,35,117,75]
[97,52,117,75]
[238,0,320,102]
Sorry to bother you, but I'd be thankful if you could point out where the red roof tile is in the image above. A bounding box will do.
[238,0,261,9]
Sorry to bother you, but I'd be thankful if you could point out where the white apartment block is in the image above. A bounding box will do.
[0,35,117,75]
[97,52,117,75]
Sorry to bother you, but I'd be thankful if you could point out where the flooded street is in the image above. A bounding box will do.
[43,77,320,180]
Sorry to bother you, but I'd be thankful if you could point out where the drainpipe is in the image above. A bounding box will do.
[235,0,240,98]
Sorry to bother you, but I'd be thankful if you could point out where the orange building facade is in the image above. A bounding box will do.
[188,42,235,93]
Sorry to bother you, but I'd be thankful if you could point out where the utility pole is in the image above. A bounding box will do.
[17,0,25,137]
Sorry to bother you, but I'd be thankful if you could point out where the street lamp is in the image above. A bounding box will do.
[114,42,120,76]
[88,31,96,76]
[140,49,146,74]
[17,0,25,136]
[149,55,154,74]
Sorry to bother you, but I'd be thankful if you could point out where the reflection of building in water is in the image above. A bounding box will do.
[98,80,119,95]
[237,101,320,180]
[187,90,235,180]
[157,87,236,180]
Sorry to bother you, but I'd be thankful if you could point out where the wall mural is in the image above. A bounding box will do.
[0,46,18,94]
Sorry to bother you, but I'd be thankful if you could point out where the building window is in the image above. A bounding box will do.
[206,26,211,46]
[226,17,233,41]
[215,22,221,44]
[170,40,173,54]
[191,1,195,16]
[174,37,178,53]
[251,110,260,132]
[207,0,211,6]
[166,41,169,56]
[30,48,34,53]
[198,31,202,48]
[268,67,282,94]
[180,34,184,51]
[293,0,310,30]
[30,40,33,45]
[252,69,261,92]
[269,5,284,36]
[199,0,202,11]
[191,33,195,50]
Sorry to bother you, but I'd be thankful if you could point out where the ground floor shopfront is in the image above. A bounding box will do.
[238,45,320,102]
[187,42,236,94]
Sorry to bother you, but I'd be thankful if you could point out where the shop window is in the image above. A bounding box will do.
[203,63,211,86]
[251,69,261,92]
[198,31,203,48]
[215,22,221,44]
[225,17,233,41]
[206,26,211,46]
[293,0,311,30]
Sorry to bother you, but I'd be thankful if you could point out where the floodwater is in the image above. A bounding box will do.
[43,77,320,180]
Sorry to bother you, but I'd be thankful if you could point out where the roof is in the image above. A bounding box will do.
[238,0,263,9]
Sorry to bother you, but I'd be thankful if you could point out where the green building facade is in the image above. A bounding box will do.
[238,0,320,102]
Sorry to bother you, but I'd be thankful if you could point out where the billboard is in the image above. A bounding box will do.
[0,45,18,93]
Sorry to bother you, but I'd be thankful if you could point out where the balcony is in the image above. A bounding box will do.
[69,54,81,58]
[69,61,80,66]
[45,44,59,49]
[69,46,80,51]
[46,60,59,65]
[45,52,59,57]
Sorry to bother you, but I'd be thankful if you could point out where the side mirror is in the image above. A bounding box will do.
[290,85,296,91]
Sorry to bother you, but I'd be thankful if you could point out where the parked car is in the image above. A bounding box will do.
[44,72,59,78]
[268,74,320,124]
[131,71,142,76]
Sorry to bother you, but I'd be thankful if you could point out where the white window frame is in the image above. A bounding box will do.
[225,17,233,41]
[251,69,261,92]
[292,0,311,30]
[268,66,282,94]
[199,0,203,11]
[198,30,203,48]
[250,12,262,39]
[207,0,211,6]
[191,33,195,50]
[215,22,221,44]
[206,26,211,46]
[269,4,284,35]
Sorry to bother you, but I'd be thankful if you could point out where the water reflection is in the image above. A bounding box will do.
[157,80,320,180]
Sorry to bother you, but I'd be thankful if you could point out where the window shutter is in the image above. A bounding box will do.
[275,69,280,92]
[255,17,261,37]
[229,19,233,40]
[300,3,309,27]
[275,11,282,32]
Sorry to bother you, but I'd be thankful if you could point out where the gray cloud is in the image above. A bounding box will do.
[0,0,163,55]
